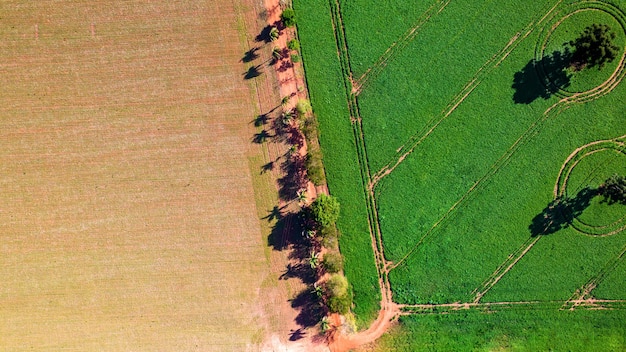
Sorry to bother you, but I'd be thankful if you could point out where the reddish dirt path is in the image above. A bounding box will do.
[329,301,400,352]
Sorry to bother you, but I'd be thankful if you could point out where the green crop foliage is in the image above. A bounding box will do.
[296,0,626,347]
[294,0,380,327]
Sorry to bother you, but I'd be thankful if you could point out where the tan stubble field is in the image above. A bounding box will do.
[0,0,290,350]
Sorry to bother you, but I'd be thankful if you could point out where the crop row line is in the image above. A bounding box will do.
[388,97,566,271]
[470,236,542,303]
[562,241,626,310]
[326,0,394,307]
[352,0,450,95]
[370,0,564,188]
[399,299,626,315]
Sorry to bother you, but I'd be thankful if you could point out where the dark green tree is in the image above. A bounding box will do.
[281,8,296,27]
[310,194,340,228]
[569,24,620,70]
[600,174,626,204]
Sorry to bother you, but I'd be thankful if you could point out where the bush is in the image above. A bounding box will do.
[296,99,312,117]
[310,194,340,228]
[325,274,352,314]
[281,8,296,27]
[301,114,319,141]
[322,252,344,273]
[319,225,338,248]
[325,274,348,296]
[306,147,326,185]
[287,39,300,51]
[291,53,301,63]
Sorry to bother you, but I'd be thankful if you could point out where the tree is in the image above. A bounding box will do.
[319,316,331,333]
[269,26,279,41]
[569,24,620,70]
[600,174,626,204]
[281,8,296,27]
[272,47,283,61]
[310,194,340,228]
[309,251,319,269]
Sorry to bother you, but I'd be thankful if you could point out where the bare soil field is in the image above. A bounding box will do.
[0,0,311,350]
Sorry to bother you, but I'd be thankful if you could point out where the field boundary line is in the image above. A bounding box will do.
[370,0,563,188]
[352,0,450,95]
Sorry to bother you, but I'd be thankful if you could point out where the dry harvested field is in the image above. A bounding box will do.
[0,1,304,350]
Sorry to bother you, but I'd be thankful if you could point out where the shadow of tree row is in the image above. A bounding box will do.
[264,205,328,329]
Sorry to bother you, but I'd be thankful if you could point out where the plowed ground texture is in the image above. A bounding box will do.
[0,1,281,350]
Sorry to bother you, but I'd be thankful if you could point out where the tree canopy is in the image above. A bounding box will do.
[600,174,626,204]
[281,8,296,27]
[310,194,340,228]
[569,24,620,70]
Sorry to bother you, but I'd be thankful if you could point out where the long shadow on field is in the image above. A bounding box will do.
[512,48,573,104]
[266,205,325,328]
[529,187,598,236]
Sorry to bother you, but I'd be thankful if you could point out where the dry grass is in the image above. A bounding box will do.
[0,0,278,350]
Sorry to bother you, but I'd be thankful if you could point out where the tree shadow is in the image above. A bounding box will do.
[529,187,598,236]
[289,328,305,341]
[266,208,305,251]
[241,47,259,63]
[290,288,327,328]
[252,129,272,144]
[255,25,273,43]
[278,154,307,202]
[277,60,294,72]
[253,114,269,127]
[261,160,275,174]
[279,262,317,284]
[512,48,573,104]
[244,65,262,80]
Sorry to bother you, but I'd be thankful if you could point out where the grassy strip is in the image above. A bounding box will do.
[375,309,626,351]
[294,0,380,326]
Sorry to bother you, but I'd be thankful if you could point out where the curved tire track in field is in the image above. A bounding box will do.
[352,0,451,95]
[370,0,563,188]
[386,0,626,272]
[554,136,626,236]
